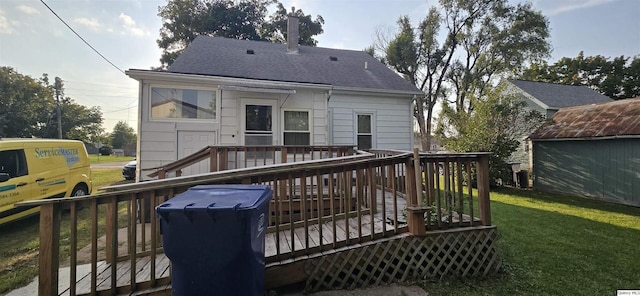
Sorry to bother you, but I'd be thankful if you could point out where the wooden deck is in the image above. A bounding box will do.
[66,187,480,295]
[21,149,495,296]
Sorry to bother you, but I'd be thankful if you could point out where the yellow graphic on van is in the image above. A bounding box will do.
[34,147,80,167]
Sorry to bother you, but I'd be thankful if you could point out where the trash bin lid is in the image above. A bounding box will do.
[156,185,272,213]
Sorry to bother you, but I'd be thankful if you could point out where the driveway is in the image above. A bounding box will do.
[90,161,129,169]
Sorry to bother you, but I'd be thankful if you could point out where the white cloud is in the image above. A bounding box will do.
[0,10,14,34]
[74,17,102,31]
[544,0,616,16]
[119,13,148,36]
[17,5,40,15]
[119,13,136,27]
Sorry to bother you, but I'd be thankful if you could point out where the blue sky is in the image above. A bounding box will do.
[1,0,638,133]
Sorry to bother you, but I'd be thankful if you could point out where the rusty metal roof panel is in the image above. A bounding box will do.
[530,98,640,140]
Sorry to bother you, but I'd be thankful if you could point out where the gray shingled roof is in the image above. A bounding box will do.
[509,79,613,109]
[530,98,640,139]
[168,36,421,93]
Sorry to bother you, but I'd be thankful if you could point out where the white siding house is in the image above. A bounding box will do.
[329,91,413,150]
[127,16,421,181]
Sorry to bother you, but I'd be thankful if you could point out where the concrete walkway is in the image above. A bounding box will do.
[9,277,428,296]
[5,264,93,296]
[281,284,429,296]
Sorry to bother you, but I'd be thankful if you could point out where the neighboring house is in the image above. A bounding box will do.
[414,134,444,151]
[529,98,640,207]
[501,79,613,171]
[126,15,422,181]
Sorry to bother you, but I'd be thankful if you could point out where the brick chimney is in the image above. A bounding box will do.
[287,8,299,54]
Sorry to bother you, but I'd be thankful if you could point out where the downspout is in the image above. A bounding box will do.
[327,89,333,145]
[136,79,143,181]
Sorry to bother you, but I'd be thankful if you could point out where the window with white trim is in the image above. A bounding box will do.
[283,111,310,145]
[150,87,216,120]
[356,114,372,150]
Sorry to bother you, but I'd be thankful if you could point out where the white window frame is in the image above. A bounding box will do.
[148,84,219,123]
[354,111,375,150]
[241,98,278,146]
[282,109,312,146]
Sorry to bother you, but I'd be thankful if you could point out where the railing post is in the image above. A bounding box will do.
[105,199,117,264]
[221,148,228,171]
[39,203,61,296]
[413,148,422,207]
[279,147,288,209]
[281,147,287,164]
[477,154,491,226]
[406,154,426,236]
[210,147,218,172]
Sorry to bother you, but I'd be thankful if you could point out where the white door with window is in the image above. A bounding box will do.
[177,131,217,175]
[242,100,278,146]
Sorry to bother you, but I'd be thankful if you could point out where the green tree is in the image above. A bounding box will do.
[381,0,550,150]
[522,52,640,99]
[48,97,103,142]
[37,78,104,142]
[0,67,53,138]
[0,67,104,140]
[157,0,324,68]
[260,4,324,45]
[110,121,136,149]
[436,86,544,185]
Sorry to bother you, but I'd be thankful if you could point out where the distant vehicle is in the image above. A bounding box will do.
[0,138,92,224]
[123,159,136,180]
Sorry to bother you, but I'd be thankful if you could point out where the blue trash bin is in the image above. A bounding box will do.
[156,185,272,296]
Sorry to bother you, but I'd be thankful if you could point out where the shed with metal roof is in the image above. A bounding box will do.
[529,98,640,206]
[501,79,614,173]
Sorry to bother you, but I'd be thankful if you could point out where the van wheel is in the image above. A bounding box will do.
[71,184,89,197]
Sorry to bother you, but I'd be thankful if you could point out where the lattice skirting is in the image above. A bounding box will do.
[303,226,500,292]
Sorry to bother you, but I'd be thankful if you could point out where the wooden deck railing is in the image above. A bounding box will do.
[146,145,355,179]
[17,148,491,296]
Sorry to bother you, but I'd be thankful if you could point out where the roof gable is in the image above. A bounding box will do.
[508,79,613,109]
[530,98,640,140]
[167,36,421,93]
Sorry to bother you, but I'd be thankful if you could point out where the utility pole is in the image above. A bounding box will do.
[54,77,62,139]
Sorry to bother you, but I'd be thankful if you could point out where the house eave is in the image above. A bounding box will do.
[126,69,422,97]
[126,69,332,90]
[331,85,423,96]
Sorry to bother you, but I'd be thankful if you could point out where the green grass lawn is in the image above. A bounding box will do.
[0,168,132,294]
[89,154,133,164]
[92,167,133,192]
[1,171,638,294]
[424,187,640,295]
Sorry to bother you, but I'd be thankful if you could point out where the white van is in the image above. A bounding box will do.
[0,139,92,224]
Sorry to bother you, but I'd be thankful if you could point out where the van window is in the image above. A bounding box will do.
[0,149,28,178]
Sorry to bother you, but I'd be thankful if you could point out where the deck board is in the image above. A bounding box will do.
[62,187,479,295]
